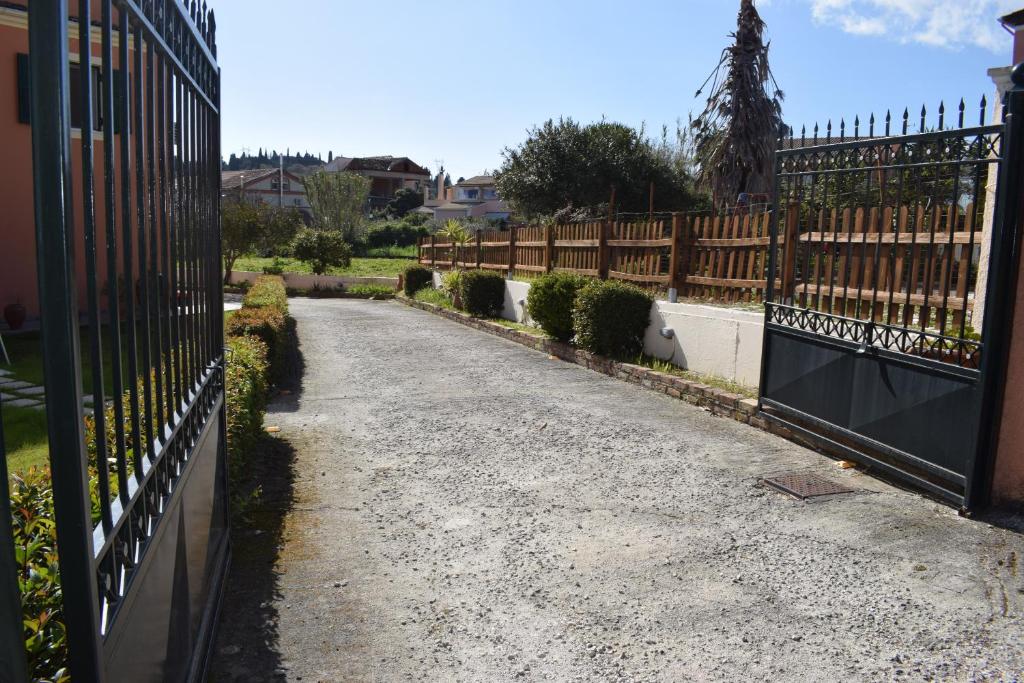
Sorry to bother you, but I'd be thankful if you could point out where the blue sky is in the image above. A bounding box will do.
[214,0,1019,180]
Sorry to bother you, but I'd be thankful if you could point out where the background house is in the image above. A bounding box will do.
[221,168,311,221]
[321,155,430,209]
[431,175,512,224]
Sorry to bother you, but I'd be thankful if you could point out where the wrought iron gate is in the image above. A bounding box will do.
[760,74,1024,511]
[1,0,227,680]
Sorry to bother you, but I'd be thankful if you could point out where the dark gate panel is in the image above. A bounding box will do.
[759,87,1024,511]
[21,0,227,680]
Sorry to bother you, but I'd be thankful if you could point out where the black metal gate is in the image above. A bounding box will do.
[1,0,226,680]
[760,74,1024,511]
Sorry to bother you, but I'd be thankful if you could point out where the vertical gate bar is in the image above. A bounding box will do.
[180,78,193,394]
[888,144,906,326]
[79,0,113,532]
[960,136,987,344]
[0,411,28,682]
[102,0,130,503]
[119,8,144,481]
[174,71,187,408]
[157,40,176,425]
[189,84,201,385]
[938,150,964,337]
[133,22,155,460]
[27,1,104,677]
[147,36,165,434]
[970,64,1024,510]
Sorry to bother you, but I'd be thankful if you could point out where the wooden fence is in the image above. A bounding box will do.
[416,203,977,328]
[417,210,785,298]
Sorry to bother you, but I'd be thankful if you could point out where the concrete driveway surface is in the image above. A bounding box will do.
[212,298,1024,682]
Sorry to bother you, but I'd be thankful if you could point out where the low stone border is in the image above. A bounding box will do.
[397,296,815,442]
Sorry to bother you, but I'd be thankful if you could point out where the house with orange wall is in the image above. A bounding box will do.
[1,0,144,325]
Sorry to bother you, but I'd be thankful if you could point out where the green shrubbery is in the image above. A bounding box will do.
[291,228,352,275]
[459,271,506,317]
[572,280,653,358]
[526,272,589,342]
[224,334,270,492]
[227,276,289,380]
[403,264,433,296]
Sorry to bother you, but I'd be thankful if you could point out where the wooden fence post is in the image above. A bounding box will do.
[476,229,482,269]
[544,224,554,272]
[668,213,683,296]
[601,187,616,280]
[780,202,800,303]
[508,225,517,276]
[429,235,436,269]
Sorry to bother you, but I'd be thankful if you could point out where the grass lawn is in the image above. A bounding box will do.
[4,327,122,393]
[234,256,414,278]
[3,405,49,473]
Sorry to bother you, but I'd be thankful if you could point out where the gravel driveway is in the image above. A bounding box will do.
[212,298,1024,682]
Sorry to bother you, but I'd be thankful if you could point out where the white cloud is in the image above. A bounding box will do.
[804,0,1018,52]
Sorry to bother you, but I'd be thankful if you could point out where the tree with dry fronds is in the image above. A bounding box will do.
[691,0,784,208]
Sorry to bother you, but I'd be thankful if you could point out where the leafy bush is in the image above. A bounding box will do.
[459,270,506,317]
[572,279,653,358]
[403,264,433,296]
[242,275,288,311]
[10,469,68,683]
[413,287,454,310]
[440,270,462,300]
[291,228,352,275]
[526,271,589,341]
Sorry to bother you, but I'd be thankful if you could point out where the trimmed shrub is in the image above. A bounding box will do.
[572,279,653,358]
[242,274,288,311]
[526,271,589,342]
[403,264,433,296]
[459,270,506,317]
[225,306,287,380]
[224,334,270,490]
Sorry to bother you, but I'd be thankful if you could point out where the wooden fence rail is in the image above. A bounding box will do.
[416,202,976,329]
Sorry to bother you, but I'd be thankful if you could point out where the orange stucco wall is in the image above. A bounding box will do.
[993,224,1024,506]
[1,4,137,322]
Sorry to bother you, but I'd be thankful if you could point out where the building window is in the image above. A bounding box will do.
[283,181,291,191]
[293,198,301,206]
[461,188,479,200]
[17,53,122,132]
[483,188,498,200]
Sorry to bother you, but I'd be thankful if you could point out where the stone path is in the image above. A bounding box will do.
[0,367,98,414]
[212,299,1024,682]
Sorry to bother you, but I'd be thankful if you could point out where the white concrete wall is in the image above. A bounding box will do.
[229,271,398,290]
[426,271,764,389]
[644,302,763,389]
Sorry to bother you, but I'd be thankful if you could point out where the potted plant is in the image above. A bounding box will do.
[4,301,25,330]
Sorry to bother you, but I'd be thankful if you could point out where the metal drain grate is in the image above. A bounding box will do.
[760,472,854,500]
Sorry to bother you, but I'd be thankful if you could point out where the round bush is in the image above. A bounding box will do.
[526,272,589,341]
[403,264,433,296]
[459,270,506,317]
[572,279,653,358]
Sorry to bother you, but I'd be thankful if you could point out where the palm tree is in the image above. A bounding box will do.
[691,0,784,208]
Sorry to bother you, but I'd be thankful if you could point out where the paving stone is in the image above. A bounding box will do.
[6,398,41,408]
[0,380,31,390]
[17,385,46,396]
[0,392,15,401]
[0,368,11,377]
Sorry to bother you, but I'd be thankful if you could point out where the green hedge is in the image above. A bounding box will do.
[12,280,284,681]
[526,272,589,342]
[459,270,506,317]
[242,274,289,310]
[572,279,653,358]
[227,275,288,381]
[403,264,433,296]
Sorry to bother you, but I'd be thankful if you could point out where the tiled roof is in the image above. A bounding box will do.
[457,175,495,186]
[221,168,278,189]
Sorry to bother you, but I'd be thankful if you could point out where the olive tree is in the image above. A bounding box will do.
[303,171,372,243]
